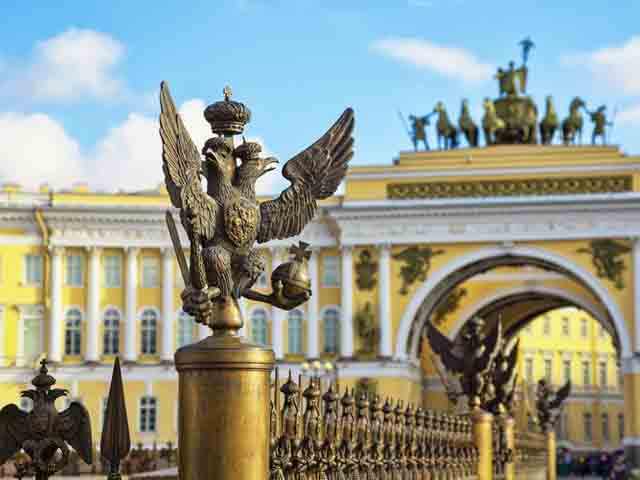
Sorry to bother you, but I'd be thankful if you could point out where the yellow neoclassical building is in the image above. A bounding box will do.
[1,144,639,462]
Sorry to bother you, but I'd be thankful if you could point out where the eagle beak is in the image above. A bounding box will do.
[261,157,279,176]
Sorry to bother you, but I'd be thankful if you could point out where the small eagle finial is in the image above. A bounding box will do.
[223,85,232,101]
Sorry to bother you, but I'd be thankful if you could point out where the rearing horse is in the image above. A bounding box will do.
[482,98,505,146]
[434,102,459,150]
[561,97,586,145]
[540,95,559,144]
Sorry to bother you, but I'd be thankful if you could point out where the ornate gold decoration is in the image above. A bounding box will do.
[531,379,571,433]
[426,317,502,409]
[393,246,444,295]
[0,359,93,478]
[159,82,354,334]
[577,239,630,289]
[387,175,632,200]
[271,242,313,300]
[355,249,377,291]
[354,302,378,355]
[482,338,520,416]
[433,287,468,326]
[562,97,586,145]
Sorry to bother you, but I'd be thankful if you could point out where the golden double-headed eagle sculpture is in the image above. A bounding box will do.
[159,82,354,334]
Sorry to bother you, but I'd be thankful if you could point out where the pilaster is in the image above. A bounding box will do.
[85,246,102,363]
[161,248,175,362]
[49,246,64,363]
[378,243,392,358]
[340,246,354,358]
[124,247,139,362]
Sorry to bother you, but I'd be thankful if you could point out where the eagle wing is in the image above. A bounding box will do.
[159,81,218,241]
[477,321,502,373]
[257,108,354,243]
[550,380,571,410]
[502,338,520,385]
[424,322,464,374]
[0,404,29,464]
[56,402,93,465]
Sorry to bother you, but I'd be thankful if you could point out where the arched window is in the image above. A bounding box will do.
[288,309,303,354]
[65,308,82,355]
[250,309,268,345]
[177,310,194,348]
[103,308,120,355]
[323,308,339,354]
[141,309,158,354]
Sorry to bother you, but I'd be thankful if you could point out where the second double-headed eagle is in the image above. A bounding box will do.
[159,83,354,320]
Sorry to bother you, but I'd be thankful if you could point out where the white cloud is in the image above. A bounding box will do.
[371,37,493,83]
[2,28,126,103]
[0,98,285,195]
[0,112,86,190]
[563,36,640,95]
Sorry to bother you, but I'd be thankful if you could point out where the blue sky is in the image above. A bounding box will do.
[1,0,639,193]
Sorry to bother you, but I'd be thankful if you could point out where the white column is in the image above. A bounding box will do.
[49,246,64,363]
[340,246,354,358]
[124,247,139,362]
[85,247,101,363]
[634,238,640,353]
[378,244,393,358]
[306,250,319,359]
[161,248,175,362]
[271,248,285,359]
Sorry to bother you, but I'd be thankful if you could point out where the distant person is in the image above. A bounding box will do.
[609,454,628,479]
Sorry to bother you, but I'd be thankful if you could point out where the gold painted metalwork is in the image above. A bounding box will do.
[433,287,467,326]
[355,249,377,291]
[392,246,444,295]
[100,357,131,480]
[354,377,378,399]
[459,99,479,147]
[433,101,459,150]
[354,302,378,355]
[0,359,93,479]
[532,379,571,433]
[514,429,547,474]
[387,175,632,199]
[577,239,630,290]
[482,337,520,416]
[426,316,502,409]
[561,97,586,145]
[540,95,559,144]
[269,372,478,479]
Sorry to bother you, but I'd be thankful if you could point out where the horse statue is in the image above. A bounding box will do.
[458,99,479,147]
[561,97,586,145]
[539,95,558,144]
[482,98,505,146]
[523,101,539,144]
[434,102,459,150]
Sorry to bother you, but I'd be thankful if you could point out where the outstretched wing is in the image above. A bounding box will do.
[477,321,502,372]
[502,338,520,385]
[424,322,464,373]
[0,404,29,464]
[550,380,571,410]
[56,402,93,465]
[159,82,218,241]
[257,108,354,243]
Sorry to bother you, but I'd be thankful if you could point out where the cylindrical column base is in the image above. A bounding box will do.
[546,429,556,480]
[501,414,515,480]
[472,408,493,480]
[175,334,274,480]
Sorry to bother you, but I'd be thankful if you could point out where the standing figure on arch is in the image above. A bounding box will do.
[407,112,436,151]
[585,105,613,145]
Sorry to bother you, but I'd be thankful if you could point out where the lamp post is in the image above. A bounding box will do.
[301,360,338,392]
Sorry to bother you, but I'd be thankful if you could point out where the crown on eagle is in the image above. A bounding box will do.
[234,139,262,160]
[204,85,251,135]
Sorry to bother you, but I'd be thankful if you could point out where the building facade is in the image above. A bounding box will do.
[1,144,640,458]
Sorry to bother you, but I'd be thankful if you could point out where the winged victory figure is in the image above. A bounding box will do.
[425,316,502,409]
[160,82,354,334]
[0,360,92,476]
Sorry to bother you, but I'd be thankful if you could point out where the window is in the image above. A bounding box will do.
[64,309,82,355]
[103,309,120,354]
[23,306,43,364]
[525,358,534,382]
[580,318,588,338]
[556,412,568,440]
[582,361,591,387]
[24,254,43,285]
[177,310,194,348]
[543,316,551,336]
[287,309,303,354]
[563,360,572,385]
[561,317,569,336]
[103,255,121,288]
[19,397,33,412]
[139,396,157,433]
[544,358,552,382]
[599,361,608,388]
[602,413,610,443]
[142,257,159,288]
[141,309,158,354]
[65,254,83,286]
[584,413,593,442]
[619,414,625,441]
[321,255,339,287]
[250,309,268,345]
[323,308,340,354]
